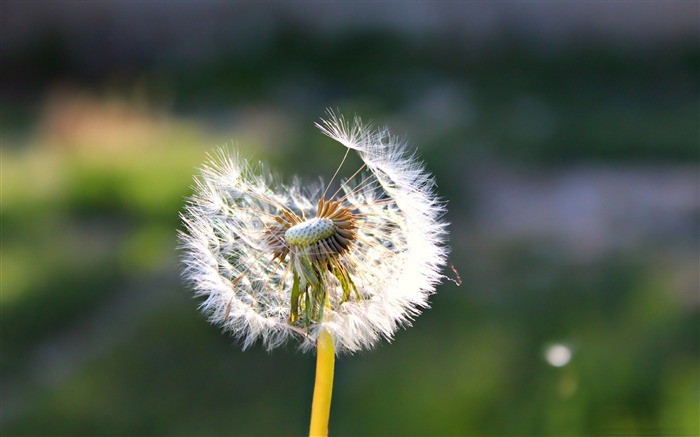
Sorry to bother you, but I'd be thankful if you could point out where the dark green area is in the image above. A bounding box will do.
[3,27,698,162]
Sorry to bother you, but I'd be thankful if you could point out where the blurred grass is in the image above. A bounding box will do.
[2,96,219,381]
[3,96,697,435]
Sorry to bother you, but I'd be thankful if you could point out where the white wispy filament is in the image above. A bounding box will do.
[179,113,449,354]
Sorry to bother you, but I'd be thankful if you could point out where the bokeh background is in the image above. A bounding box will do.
[2,2,698,436]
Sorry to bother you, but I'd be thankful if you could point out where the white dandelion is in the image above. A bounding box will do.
[180,112,452,435]
[179,112,449,356]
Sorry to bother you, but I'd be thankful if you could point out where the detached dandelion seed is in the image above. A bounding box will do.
[179,111,451,435]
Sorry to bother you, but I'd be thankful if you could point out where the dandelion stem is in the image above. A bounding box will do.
[309,329,335,436]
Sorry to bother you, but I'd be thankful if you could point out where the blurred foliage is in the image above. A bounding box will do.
[2,17,699,437]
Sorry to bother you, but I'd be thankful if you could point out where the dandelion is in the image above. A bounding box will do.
[179,112,450,435]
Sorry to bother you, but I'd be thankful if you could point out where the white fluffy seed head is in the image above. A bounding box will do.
[284,218,336,247]
[179,111,450,354]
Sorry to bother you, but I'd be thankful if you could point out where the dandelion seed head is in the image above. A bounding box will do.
[179,111,450,354]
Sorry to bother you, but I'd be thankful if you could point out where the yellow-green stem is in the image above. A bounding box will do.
[309,329,335,436]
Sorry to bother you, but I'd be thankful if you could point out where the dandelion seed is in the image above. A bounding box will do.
[179,111,450,354]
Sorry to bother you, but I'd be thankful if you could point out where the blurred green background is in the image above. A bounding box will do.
[2,2,698,436]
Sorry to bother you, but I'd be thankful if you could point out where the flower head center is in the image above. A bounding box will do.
[284,217,336,247]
